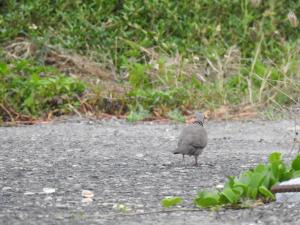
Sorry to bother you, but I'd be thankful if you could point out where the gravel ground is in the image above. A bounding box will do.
[1,118,300,225]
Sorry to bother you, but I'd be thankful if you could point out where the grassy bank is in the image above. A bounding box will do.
[1,0,300,122]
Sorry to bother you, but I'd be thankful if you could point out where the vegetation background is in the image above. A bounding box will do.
[1,0,300,123]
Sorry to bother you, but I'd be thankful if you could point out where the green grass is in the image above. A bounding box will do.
[126,106,150,122]
[1,0,300,121]
[0,60,85,121]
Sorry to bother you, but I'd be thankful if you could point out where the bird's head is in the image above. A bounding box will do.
[195,112,205,126]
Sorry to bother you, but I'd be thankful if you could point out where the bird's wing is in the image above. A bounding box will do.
[181,126,207,148]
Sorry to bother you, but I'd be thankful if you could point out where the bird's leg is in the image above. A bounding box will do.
[182,154,186,167]
[193,155,198,166]
[182,154,186,166]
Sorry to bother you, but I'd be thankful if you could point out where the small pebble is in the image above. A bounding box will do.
[2,187,12,192]
[82,190,94,198]
[43,188,56,194]
[136,153,144,158]
[216,184,224,190]
[44,196,53,201]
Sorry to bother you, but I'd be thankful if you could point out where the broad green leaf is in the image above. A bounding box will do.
[270,163,280,181]
[194,191,220,208]
[292,155,300,171]
[248,187,258,199]
[281,171,292,182]
[219,194,229,204]
[292,170,300,178]
[261,173,272,189]
[268,152,281,164]
[221,188,239,204]
[224,176,235,189]
[232,186,244,196]
[254,164,268,173]
[258,186,275,200]
[239,171,252,186]
[233,181,248,194]
[248,172,265,189]
[161,196,182,208]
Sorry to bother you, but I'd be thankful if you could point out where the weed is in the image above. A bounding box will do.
[0,60,85,121]
[194,152,300,208]
[161,196,182,208]
[167,109,185,123]
[126,106,150,122]
[1,1,300,119]
[161,152,300,209]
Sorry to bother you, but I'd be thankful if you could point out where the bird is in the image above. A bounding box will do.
[173,112,207,166]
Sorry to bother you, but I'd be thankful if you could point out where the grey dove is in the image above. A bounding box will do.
[173,112,207,166]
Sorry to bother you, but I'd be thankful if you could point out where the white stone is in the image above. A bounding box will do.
[82,190,94,198]
[2,187,12,191]
[135,153,144,158]
[279,177,300,185]
[43,187,56,194]
[216,184,224,190]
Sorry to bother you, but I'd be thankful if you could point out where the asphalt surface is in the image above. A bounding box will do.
[1,118,300,225]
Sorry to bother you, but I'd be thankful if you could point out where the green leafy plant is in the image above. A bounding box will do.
[193,152,300,208]
[161,196,183,208]
[126,106,150,122]
[164,152,300,209]
[0,60,86,121]
[168,109,185,122]
[2,1,300,119]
